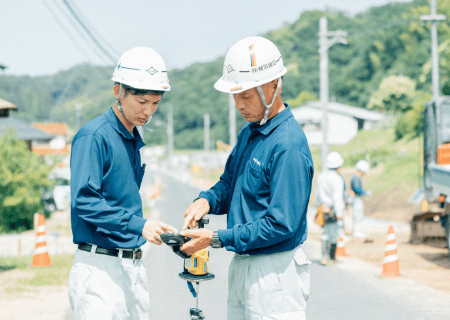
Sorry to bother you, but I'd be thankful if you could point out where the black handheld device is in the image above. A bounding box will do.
[160,233,191,259]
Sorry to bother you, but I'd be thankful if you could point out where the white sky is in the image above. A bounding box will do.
[0,0,414,76]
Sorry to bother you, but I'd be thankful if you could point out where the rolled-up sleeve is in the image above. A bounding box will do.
[218,148,313,252]
[70,135,146,236]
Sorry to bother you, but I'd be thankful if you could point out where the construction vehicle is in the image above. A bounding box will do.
[410,96,450,258]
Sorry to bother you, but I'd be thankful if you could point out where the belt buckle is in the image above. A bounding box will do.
[132,250,136,262]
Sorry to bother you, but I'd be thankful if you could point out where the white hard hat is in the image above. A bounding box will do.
[356,160,370,173]
[111,47,170,91]
[326,152,344,169]
[214,36,287,126]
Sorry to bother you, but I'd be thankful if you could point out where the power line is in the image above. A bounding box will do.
[49,0,108,64]
[62,0,116,65]
[65,0,121,57]
[42,0,93,62]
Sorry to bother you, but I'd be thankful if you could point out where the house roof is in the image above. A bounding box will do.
[292,101,385,122]
[31,122,68,136]
[0,98,18,110]
[0,117,54,141]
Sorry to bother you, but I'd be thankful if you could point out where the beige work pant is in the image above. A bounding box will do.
[227,245,311,320]
[68,248,150,320]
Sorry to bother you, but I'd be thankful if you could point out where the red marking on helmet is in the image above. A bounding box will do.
[249,44,256,67]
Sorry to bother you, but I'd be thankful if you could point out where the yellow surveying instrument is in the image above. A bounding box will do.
[161,216,215,319]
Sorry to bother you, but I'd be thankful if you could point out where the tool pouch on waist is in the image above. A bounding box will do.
[325,208,337,223]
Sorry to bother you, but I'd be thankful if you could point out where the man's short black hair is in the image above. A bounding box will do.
[114,82,165,97]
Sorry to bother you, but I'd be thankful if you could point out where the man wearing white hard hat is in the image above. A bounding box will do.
[315,152,346,265]
[351,160,372,238]
[69,47,177,319]
[180,36,314,319]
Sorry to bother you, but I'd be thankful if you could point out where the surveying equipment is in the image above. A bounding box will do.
[161,216,215,319]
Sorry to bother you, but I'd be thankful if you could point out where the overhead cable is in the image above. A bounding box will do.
[49,0,108,63]
[65,0,121,57]
[62,0,116,65]
[42,0,93,62]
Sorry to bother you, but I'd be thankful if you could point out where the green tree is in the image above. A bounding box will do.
[0,131,53,232]
[395,91,431,139]
[368,75,416,113]
[285,90,318,107]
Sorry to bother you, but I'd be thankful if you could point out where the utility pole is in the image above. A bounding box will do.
[318,16,347,172]
[421,0,446,145]
[75,103,83,132]
[204,113,210,172]
[421,0,446,101]
[229,94,237,148]
[167,104,174,164]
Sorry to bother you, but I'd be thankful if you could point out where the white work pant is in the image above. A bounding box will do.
[68,248,150,320]
[352,196,365,236]
[227,245,311,320]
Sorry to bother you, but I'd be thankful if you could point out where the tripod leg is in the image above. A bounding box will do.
[196,282,199,311]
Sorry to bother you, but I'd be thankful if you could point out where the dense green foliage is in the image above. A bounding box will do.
[0,131,53,232]
[3,0,450,148]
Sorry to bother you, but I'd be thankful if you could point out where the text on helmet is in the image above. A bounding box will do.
[251,60,277,73]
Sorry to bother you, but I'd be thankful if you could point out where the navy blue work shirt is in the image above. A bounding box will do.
[70,107,147,249]
[351,174,369,196]
[199,105,314,255]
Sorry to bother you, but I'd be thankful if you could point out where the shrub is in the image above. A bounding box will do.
[0,131,53,232]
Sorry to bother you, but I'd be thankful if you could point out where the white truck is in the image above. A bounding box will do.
[411,96,450,258]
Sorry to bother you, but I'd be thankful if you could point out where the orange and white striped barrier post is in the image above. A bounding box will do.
[335,236,347,257]
[381,224,400,277]
[31,214,52,267]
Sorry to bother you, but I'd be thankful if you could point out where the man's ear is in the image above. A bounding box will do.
[273,79,279,90]
[113,84,120,99]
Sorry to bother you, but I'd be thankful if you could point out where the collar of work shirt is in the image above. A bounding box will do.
[107,107,145,143]
[249,104,291,137]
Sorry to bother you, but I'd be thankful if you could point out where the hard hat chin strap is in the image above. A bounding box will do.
[256,77,282,126]
[116,83,129,122]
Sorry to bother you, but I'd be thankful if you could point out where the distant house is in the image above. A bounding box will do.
[0,98,53,150]
[31,122,70,155]
[291,101,385,145]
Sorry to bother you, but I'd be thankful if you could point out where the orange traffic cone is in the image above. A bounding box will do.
[31,214,52,267]
[381,224,400,277]
[335,236,347,257]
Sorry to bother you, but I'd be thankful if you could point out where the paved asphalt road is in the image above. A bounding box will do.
[144,171,450,320]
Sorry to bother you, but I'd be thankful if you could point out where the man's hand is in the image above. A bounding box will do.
[180,228,213,256]
[142,220,178,245]
[182,198,210,230]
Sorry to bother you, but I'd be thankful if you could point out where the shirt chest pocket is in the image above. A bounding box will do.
[243,159,268,199]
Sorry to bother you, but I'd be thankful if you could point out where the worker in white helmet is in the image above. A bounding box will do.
[180,36,314,319]
[69,47,177,319]
[315,152,346,265]
[351,160,372,238]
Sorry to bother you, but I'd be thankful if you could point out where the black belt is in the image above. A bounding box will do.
[78,243,142,260]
